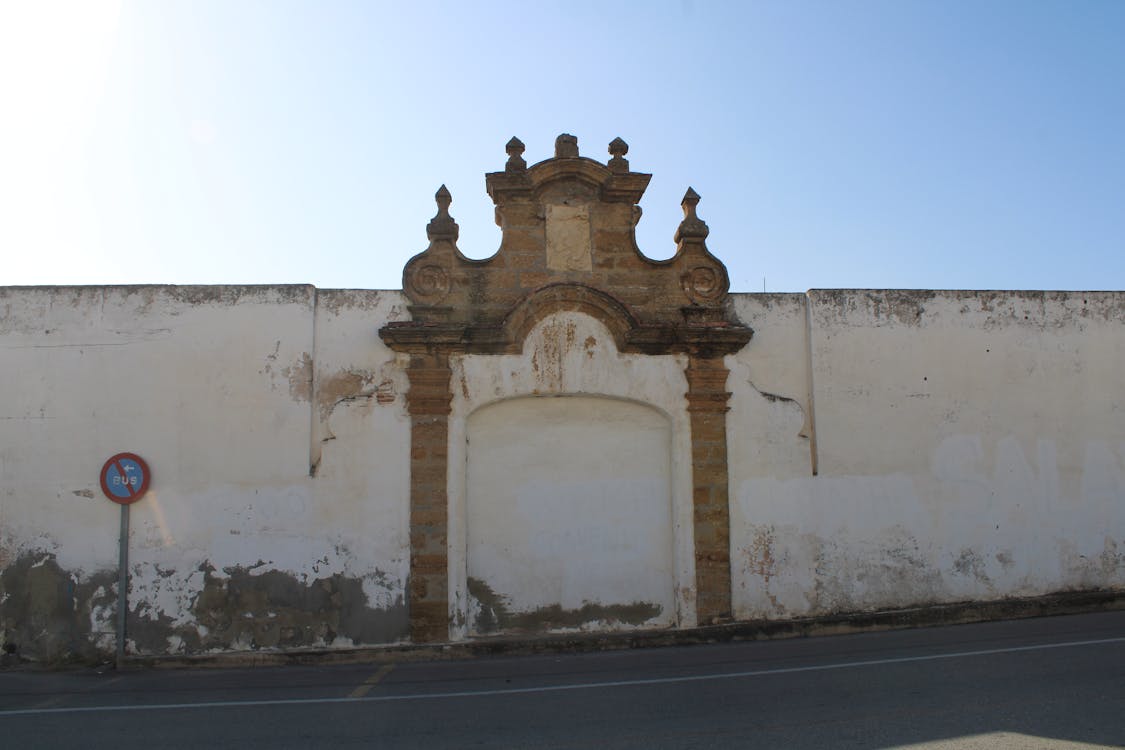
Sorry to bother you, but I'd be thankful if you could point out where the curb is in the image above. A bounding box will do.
[115,588,1125,671]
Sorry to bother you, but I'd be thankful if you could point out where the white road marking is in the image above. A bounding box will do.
[2,635,1123,718]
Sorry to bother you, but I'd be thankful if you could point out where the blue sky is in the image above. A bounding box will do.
[3,1,1123,292]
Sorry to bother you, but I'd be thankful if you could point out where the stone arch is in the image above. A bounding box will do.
[501,283,637,355]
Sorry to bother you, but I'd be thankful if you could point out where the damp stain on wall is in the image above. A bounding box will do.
[0,553,117,664]
[467,577,661,635]
[0,553,408,663]
[172,564,408,653]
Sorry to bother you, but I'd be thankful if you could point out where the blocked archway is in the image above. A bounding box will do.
[465,395,674,634]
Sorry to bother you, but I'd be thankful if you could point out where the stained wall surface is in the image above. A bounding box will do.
[729,290,1125,620]
[1,285,1122,660]
[1,286,411,660]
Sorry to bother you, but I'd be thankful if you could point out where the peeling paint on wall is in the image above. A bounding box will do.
[318,369,379,420]
[0,553,117,663]
[285,353,314,402]
[0,552,409,662]
[3,286,1124,658]
[528,317,578,393]
[467,577,662,634]
[182,564,407,652]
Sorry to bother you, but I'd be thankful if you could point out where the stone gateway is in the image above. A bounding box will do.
[1,135,1123,662]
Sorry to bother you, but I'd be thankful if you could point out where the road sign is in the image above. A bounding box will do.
[99,453,151,504]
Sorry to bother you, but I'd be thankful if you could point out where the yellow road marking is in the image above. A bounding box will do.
[348,664,394,698]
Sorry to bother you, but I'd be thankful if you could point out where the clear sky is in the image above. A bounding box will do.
[3,1,1124,292]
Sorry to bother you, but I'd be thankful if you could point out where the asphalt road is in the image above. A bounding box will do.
[2,611,1124,749]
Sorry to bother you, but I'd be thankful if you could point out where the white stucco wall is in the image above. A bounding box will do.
[303,289,412,639]
[730,290,1125,620]
[0,286,411,656]
[2,285,1122,658]
[465,396,674,634]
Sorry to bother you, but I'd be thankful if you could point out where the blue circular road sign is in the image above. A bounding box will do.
[99,453,151,504]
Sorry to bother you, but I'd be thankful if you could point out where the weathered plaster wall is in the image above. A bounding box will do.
[2,285,1123,661]
[0,286,410,661]
[731,290,1125,620]
[302,289,412,645]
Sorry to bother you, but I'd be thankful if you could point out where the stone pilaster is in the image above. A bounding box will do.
[405,351,452,643]
[685,355,733,624]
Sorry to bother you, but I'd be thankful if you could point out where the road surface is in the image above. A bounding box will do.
[2,610,1123,748]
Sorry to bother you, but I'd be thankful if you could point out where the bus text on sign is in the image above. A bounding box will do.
[99,453,151,504]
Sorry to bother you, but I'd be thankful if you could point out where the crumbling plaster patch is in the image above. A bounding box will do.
[309,291,410,477]
[0,552,117,663]
[11,528,415,659]
[127,562,407,654]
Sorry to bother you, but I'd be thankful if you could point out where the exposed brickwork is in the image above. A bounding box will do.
[379,135,753,641]
[685,356,735,623]
[405,354,451,643]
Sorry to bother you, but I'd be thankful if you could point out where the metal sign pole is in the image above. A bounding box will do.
[116,502,129,668]
[99,452,150,669]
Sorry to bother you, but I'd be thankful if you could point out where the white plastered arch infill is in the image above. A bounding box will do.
[446,311,697,639]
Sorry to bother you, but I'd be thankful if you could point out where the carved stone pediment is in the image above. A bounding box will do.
[381,134,752,358]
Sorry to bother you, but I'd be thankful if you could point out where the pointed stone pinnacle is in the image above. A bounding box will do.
[436,184,452,209]
[427,185,458,242]
[675,187,708,243]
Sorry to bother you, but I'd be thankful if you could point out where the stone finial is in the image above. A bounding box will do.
[674,187,709,243]
[555,133,579,158]
[426,184,459,242]
[505,137,526,173]
[607,137,629,173]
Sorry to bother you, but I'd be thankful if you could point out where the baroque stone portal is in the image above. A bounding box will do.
[380,134,752,642]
